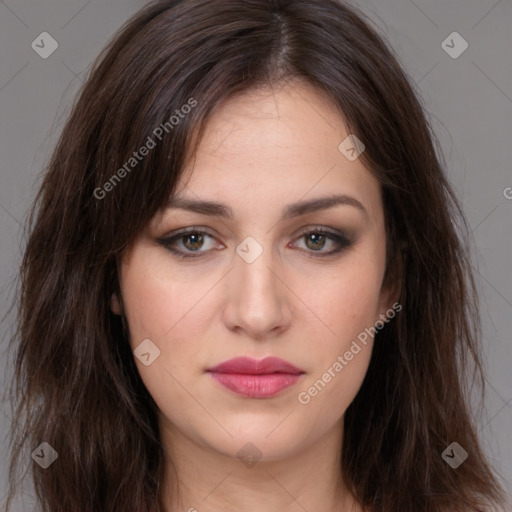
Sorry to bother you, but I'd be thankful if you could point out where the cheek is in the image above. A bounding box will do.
[293,254,384,422]
[118,252,211,420]
[120,250,212,348]
[297,350,372,439]
[305,254,385,351]
[296,293,377,433]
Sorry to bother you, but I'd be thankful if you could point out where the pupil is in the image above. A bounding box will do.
[307,233,325,250]
[185,233,203,250]
[182,233,326,252]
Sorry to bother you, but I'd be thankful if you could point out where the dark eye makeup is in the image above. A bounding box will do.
[156,225,354,260]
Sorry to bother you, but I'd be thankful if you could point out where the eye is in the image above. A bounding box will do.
[157,227,221,259]
[157,226,352,259]
[290,227,352,257]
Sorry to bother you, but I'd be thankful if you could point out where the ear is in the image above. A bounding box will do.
[110,292,122,315]
[377,246,404,319]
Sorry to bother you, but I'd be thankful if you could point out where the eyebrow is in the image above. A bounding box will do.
[165,194,368,220]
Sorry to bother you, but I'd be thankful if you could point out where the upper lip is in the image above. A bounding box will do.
[207,356,304,375]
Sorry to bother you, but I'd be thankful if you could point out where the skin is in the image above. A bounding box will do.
[111,79,398,512]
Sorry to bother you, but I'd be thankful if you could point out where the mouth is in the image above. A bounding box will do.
[206,356,305,398]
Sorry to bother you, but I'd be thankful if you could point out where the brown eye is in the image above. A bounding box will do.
[157,228,221,259]
[304,232,328,251]
[292,228,352,257]
[158,226,352,260]
[182,232,206,251]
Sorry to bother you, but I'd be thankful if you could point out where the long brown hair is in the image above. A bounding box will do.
[4,0,507,511]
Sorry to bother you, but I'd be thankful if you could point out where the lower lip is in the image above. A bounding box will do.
[208,372,303,398]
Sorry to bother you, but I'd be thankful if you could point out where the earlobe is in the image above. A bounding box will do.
[110,292,122,315]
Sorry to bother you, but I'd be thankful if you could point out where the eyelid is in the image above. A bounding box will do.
[160,226,222,250]
[289,226,353,255]
[157,225,353,259]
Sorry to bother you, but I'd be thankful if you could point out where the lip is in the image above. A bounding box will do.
[207,356,304,375]
[207,356,305,398]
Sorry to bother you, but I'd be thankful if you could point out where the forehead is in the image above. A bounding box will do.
[190,81,347,160]
[173,81,383,225]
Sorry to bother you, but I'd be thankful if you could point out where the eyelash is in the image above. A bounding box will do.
[157,226,353,260]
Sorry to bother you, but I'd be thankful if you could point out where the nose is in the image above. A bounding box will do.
[221,238,293,340]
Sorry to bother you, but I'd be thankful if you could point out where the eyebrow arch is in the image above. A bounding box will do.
[165,194,368,220]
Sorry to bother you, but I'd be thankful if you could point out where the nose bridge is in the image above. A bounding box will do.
[234,234,280,298]
[223,233,291,336]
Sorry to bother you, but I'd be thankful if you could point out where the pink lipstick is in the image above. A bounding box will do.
[207,356,304,398]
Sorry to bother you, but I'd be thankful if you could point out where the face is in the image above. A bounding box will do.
[112,80,396,462]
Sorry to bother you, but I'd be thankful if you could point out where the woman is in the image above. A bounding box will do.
[5,0,508,511]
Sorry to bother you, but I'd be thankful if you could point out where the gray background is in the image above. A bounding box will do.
[1,0,511,509]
